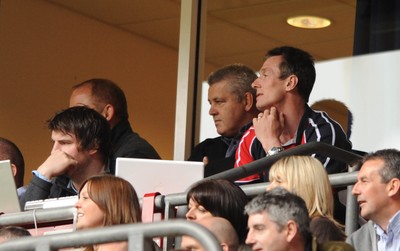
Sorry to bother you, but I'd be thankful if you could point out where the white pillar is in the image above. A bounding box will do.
[173,0,207,160]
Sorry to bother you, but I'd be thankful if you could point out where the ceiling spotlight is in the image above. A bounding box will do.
[287,15,331,29]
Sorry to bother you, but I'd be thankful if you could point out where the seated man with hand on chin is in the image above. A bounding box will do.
[20,106,111,208]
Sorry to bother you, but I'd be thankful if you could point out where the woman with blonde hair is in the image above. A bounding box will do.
[75,174,155,251]
[267,155,346,243]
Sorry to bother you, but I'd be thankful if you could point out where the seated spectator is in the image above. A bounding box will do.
[245,188,355,251]
[347,149,400,251]
[180,216,239,251]
[0,137,26,197]
[0,226,31,243]
[185,179,249,245]
[267,155,346,243]
[234,46,352,183]
[69,78,160,174]
[188,64,259,176]
[75,174,156,251]
[20,106,111,208]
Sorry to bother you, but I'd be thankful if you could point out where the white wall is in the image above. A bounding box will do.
[200,49,400,153]
[312,49,400,152]
[199,82,219,140]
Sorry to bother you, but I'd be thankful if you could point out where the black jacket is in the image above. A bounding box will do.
[108,120,161,174]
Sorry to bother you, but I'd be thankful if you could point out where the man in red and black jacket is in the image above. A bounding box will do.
[234,46,352,223]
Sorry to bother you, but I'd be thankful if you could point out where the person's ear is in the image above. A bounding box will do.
[285,220,298,242]
[102,104,115,122]
[387,178,400,197]
[220,243,229,251]
[243,92,254,111]
[88,147,99,155]
[11,163,17,177]
[285,75,298,91]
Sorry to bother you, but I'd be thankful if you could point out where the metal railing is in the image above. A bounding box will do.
[207,141,361,181]
[0,143,364,250]
[157,171,360,236]
[150,141,362,206]
[0,207,76,227]
[0,171,359,250]
[153,142,363,249]
[0,219,222,251]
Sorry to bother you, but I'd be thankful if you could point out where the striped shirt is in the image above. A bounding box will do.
[234,105,352,183]
[375,210,400,251]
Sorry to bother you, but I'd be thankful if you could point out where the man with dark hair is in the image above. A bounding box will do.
[20,106,111,208]
[235,46,352,223]
[235,46,351,182]
[0,226,31,243]
[347,149,400,251]
[245,188,354,251]
[188,64,259,176]
[0,137,25,191]
[69,78,160,174]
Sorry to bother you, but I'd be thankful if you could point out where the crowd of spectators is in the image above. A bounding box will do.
[1,46,399,251]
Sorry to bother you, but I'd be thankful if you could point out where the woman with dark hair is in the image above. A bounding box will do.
[185,179,249,244]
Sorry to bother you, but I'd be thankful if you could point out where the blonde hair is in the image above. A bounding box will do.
[269,156,337,222]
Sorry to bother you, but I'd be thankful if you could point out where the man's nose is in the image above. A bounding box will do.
[51,142,60,153]
[352,182,360,195]
[251,78,260,88]
[245,230,255,245]
[209,105,217,115]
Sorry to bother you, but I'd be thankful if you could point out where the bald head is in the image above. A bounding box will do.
[181,217,239,251]
[0,226,31,243]
[200,217,239,248]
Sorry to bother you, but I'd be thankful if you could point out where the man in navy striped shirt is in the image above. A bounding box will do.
[234,46,352,224]
[234,46,352,183]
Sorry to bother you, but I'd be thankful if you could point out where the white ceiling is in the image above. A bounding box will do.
[47,0,356,71]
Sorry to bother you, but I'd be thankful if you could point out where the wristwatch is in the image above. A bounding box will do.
[267,146,284,156]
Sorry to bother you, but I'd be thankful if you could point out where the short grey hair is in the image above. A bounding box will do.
[357,149,400,183]
[207,63,257,102]
[245,188,311,241]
